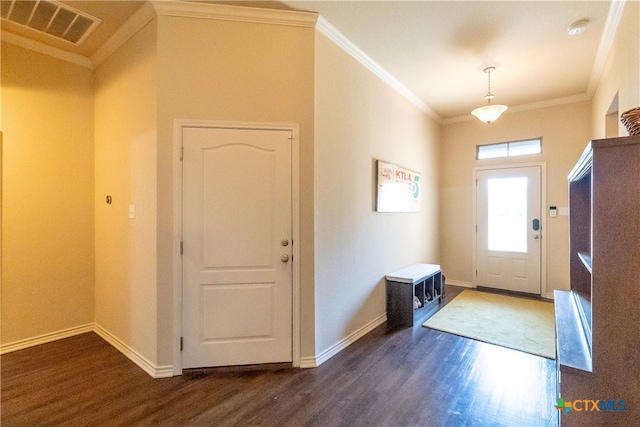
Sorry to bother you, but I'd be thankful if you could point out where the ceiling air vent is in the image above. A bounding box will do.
[1,0,101,45]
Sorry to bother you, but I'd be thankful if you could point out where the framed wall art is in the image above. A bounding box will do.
[375,159,421,212]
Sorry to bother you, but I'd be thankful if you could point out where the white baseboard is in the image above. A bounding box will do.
[299,356,318,368]
[93,323,173,378]
[2,323,172,378]
[307,313,387,368]
[1,314,393,376]
[445,279,474,288]
[0,324,94,355]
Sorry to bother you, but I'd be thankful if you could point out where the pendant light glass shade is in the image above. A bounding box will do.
[471,66,508,124]
[471,104,508,124]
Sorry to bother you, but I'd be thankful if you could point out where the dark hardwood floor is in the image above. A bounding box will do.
[1,286,557,426]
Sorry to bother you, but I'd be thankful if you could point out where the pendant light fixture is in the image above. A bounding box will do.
[471,66,508,124]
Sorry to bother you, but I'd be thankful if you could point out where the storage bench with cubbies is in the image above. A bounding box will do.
[385,263,444,328]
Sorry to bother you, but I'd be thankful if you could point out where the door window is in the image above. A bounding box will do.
[487,177,528,253]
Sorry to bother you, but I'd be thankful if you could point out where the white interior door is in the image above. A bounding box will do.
[182,126,293,369]
[476,166,541,294]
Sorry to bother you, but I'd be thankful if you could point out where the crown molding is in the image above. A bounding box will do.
[316,16,441,123]
[5,1,317,69]
[91,1,156,67]
[91,1,317,67]
[442,93,592,125]
[1,30,93,69]
[587,0,626,96]
[151,1,318,28]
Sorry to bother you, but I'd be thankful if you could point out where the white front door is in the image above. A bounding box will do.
[476,166,542,294]
[182,126,293,369]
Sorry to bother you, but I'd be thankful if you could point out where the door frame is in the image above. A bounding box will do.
[472,162,548,298]
[172,119,301,375]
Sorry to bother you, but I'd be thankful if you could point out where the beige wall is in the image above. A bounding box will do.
[441,101,592,295]
[314,32,441,354]
[94,20,158,364]
[592,1,639,138]
[1,42,95,344]
[156,15,316,363]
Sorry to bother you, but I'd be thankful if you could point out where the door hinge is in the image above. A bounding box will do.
[180,241,184,255]
[180,337,184,351]
[180,147,184,161]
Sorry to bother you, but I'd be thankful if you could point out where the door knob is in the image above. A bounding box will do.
[533,235,539,239]
[281,254,290,263]
[281,238,289,247]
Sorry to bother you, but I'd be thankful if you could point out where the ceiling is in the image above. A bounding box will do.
[2,0,618,122]
[1,1,146,57]
[284,1,614,122]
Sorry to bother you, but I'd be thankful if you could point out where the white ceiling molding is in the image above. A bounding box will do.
[91,2,156,67]
[6,1,317,69]
[442,93,592,125]
[151,1,318,28]
[587,0,627,96]
[1,30,92,68]
[316,15,441,123]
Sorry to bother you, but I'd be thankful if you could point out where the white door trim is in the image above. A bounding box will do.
[172,119,301,375]
[472,162,548,298]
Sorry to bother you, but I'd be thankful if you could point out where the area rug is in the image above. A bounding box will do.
[423,289,556,359]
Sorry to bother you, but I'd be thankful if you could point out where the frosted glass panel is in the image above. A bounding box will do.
[487,177,528,253]
[509,139,542,156]
[478,143,508,159]
[477,138,541,160]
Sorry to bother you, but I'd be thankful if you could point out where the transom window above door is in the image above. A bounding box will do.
[477,138,542,160]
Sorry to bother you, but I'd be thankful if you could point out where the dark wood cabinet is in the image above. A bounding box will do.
[386,264,443,328]
[555,135,640,426]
